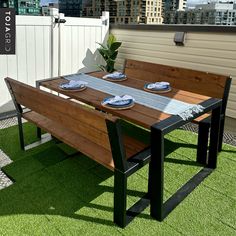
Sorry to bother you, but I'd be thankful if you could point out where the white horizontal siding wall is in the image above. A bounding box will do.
[111,28,236,119]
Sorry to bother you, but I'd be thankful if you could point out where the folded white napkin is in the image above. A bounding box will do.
[147,82,170,90]
[61,80,88,89]
[103,72,126,79]
[103,95,134,105]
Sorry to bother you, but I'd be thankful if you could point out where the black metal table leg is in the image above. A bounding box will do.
[197,120,210,165]
[148,98,222,222]
[114,170,127,228]
[37,127,41,139]
[149,127,164,221]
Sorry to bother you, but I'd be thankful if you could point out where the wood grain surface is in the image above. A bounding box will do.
[124,59,228,99]
[40,72,211,129]
[6,77,149,170]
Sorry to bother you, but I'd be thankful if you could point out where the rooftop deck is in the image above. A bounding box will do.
[0,14,236,234]
[0,117,235,235]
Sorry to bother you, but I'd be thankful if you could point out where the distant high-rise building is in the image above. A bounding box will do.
[195,2,236,25]
[82,0,118,22]
[164,2,236,25]
[162,0,187,22]
[42,3,59,16]
[0,0,13,8]
[0,0,41,15]
[59,0,83,17]
[83,0,163,24]
[163,0,186,12]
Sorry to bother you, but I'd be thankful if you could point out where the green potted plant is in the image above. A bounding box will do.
[97,34,122,73]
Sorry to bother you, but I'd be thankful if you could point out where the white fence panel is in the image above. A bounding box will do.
[59,12,109,75]
[0,15,52,113]
[0,12,109,114]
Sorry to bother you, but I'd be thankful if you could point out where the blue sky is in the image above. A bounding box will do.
[40,0,58,6]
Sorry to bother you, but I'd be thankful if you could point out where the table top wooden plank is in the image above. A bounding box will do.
[40,72,211,129]
[40,78,167,128]
[90,72,210,104]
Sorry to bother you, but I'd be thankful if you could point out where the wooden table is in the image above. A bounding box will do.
[37,72,222,222]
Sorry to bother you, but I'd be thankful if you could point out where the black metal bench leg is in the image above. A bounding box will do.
[37,127,41,139]
[207,106,221,169]
[17,114,25,150]
[197,121,210,165]
[114,170,127,228]
[149,128,164,221]
[218,119,224,152]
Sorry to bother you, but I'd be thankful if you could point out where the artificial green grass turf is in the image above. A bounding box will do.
[2,147,68,182]
[0,123,54,162]
[0,123,236,235]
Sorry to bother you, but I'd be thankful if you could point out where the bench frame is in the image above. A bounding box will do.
[5,77,152,228]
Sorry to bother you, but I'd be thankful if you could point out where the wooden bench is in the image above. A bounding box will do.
[124,59,232,163]
[5,77,151,228]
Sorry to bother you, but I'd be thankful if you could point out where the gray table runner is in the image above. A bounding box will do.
[64,73,204,120]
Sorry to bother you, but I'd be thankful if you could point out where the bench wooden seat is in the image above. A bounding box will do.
[5,77,151,228]
[124,59,232,163]
[23,111,148,170]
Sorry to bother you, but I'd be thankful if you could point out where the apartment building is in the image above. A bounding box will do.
[140,0,163,24]
[195,2,236,25]
[59,0,82,17]
[162,0,187,22]
[0,0,41,15]
[42,3,59,16]
[83,0,163,24]
[165,2,236,25]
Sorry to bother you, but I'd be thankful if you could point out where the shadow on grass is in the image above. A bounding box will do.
[164,158,202,167]
[0,124,203,227]
[0,144,153,227]
[221,148,236,154]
